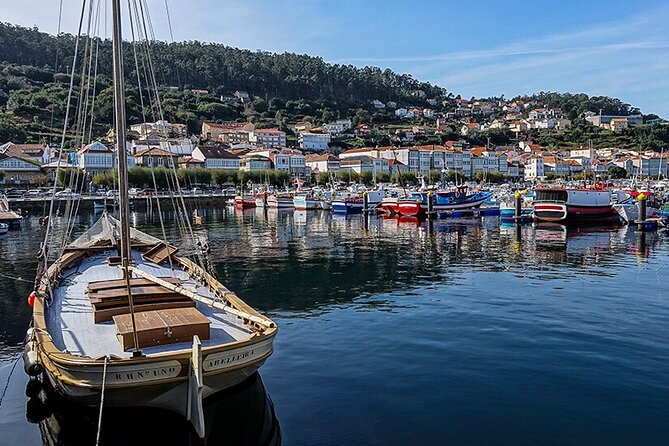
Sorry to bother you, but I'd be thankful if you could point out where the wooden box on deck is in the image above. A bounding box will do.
[113,307,210,351]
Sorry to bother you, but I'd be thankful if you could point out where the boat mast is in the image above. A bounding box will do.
[112,0,142,356]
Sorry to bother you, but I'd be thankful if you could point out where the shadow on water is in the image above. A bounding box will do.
[27,372,280,446]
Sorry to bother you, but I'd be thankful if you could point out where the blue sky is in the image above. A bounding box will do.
[2,0,668,117]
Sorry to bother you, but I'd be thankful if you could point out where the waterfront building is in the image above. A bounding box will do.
[239,154,272,171]
[134,147,180,168]
[130,120,187,138]
[631,155,668,177]
[191,146,240,170]
[249,128,287,148]
[524,156,545,180]
[0,142,50,164]
[202,122,254,141]
[0,153,42,184]
[76,141,113,174]
[305,154,339,173]
[339,155,387,174]
[299,132,331,152]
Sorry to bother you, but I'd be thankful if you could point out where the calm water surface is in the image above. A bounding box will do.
[1,207,668,445]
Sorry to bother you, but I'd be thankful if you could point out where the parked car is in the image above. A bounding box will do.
[26,190,43,197]
[5,190,24,198]
[106,189,119,197]
[128,188,140,196]
[223,187,236,196]
[55,189,80,198]
[138,188,155,196]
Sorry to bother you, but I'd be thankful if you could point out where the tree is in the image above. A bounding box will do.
[0,113,28,142]
[376,171,391,183]
[359,170,373,185]
[33,174,49,186]
[608,165,627,179]
[315,171,330,185]
[56,168,86,190]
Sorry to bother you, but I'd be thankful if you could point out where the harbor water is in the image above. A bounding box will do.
[1,207,668,445]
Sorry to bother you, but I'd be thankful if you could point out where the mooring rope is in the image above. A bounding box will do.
[0,356,20,409]
[95,355,109,446]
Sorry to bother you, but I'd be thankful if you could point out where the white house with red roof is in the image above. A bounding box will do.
[76,141,113,174]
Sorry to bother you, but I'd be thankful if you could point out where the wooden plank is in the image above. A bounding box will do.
[91,284,182,300]
[91,293,190,308]
[93,300,195,323]
[88,277,180,293]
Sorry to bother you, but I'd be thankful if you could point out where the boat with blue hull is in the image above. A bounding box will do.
[332,190,386,213]
[396,188,493,217]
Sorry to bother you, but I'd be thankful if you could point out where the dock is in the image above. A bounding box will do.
[0,195,23,227]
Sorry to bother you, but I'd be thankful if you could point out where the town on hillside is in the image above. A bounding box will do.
[1,96,667,189]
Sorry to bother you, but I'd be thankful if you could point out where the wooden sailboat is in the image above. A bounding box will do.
[24,0,277,438]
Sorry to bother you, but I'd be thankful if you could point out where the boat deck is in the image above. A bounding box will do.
[46,250,253,358]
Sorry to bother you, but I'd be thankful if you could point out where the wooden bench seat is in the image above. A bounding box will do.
[88,277,192,322]
[87,277,180,293]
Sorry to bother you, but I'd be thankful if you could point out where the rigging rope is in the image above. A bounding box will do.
[95,355,109,446]
[41,0,89,276]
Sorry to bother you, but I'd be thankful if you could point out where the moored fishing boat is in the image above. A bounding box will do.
[380,196,400,214]
[332,190,386,213]
[397,193,428,217]
[432,187,492,212]
[319,199,332,211]
[293,194,320,210]
[267,193,294,208]
[533,187,619,224]
[24,1,277,438]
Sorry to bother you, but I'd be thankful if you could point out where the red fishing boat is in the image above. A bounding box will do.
[380,197,400,214]
[397,195,428,217]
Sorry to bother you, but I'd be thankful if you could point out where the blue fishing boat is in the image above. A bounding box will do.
[332,190,386,214]
[433,187,492,213]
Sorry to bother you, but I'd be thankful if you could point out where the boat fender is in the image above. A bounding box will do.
[23,328,44,377]
[28,291,36,307]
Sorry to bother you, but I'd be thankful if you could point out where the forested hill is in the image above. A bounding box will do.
[0,23,445,103]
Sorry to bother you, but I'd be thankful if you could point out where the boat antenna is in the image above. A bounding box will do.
[112,0,142,356]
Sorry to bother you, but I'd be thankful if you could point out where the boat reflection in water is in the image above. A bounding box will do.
[29,373,280,446]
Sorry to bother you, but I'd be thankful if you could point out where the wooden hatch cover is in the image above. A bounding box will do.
[142,242,179,264]
[113,307,211,351]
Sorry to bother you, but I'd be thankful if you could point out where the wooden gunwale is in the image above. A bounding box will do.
[32,239,277,384]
